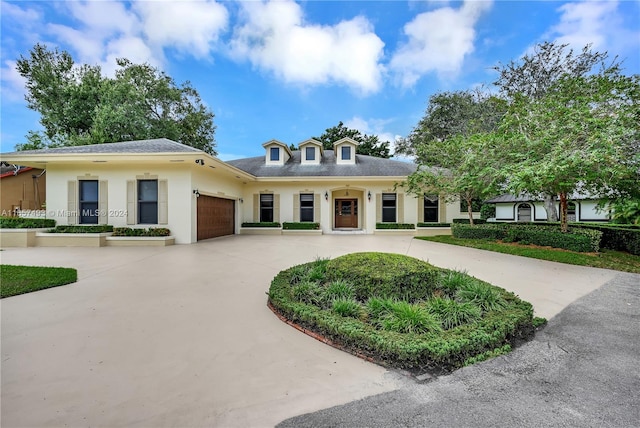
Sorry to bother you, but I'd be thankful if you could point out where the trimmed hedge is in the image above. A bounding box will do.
[282,222,320,230]
[452,223,602,253]
[417,222,451,228]
[452,218,487,224]
[268,254,537,372]
[325,252,440,302]
[241,222,281,228]
[0,217,56,228]
[112,227,171,237]
[50,225,114,233]
[376,223,415,229]
[572,224,640,256]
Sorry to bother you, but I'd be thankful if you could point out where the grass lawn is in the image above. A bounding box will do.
[417,236,640,274]
[1,265,78,298]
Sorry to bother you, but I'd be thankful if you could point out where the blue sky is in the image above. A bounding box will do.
[1,0,639,160]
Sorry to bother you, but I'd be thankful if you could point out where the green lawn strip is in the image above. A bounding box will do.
[417,236,640,274]
[1,265,78,298]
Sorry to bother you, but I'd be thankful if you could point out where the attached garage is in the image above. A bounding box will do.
[197,195,235,240]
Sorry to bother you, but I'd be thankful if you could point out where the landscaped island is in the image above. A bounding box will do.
[268,252,543,374]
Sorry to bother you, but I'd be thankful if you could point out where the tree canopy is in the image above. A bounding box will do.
[16,44,216,154]
[312,121,391,158]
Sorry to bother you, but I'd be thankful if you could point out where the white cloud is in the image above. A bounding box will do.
[545,1,639,55]
[229,0,385,94]
[345,116,403,155]
[133,0,228,58]
[1,60,27,102]
[390,0,493,87]
[1,1,41,23]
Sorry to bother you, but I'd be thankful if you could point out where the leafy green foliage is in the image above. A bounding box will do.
[326,252,439,302]
[456,281,507,313]
[241,222,281,228]
[311,121,390,158]
[480,204,496,220]
[437,270,474,296]
[0,217,55,228]
[268,254,538,372]
[380,301,442,334]
[610,199,640,225]
[112,227,170,237]
[571,224,640,256]
[332,299,363,318]
[426,297,482,329]
[417,222,451,228]
[323,281,355,302]
[282,222,320,230]
[51,225,113,233]
[1,265,77,298]
[375,223,415,229]
[16,44,216,153]
[463,344,512,366]
[451,224,602,253]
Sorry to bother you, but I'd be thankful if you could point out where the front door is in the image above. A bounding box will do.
[335,199,358,228]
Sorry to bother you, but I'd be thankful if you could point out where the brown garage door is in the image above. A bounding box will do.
[197,195,235,240]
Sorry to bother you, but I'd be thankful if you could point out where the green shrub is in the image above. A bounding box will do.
[456,281,507,313]
[325,253,439,302]
[375,223,415,229]
[292,280,324,305]
[452,218,487,224]
[51,225,113,233]
[323,280,355,303]
[426,297,482,329]
[452,223,507,240]
[572,224,640,255]
[464,344,512,366]
[241,222,281,228]
[332,299,362,318]
[438,270,474,297]
[282,222,320,230]
[0,217,56,228]
[480,204,496,220]
[380,301,442,334]
[112,227,170,237]
[267,256,537,372]
[417,222,451,227]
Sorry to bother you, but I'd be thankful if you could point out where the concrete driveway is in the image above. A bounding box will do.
[0,235,620,427]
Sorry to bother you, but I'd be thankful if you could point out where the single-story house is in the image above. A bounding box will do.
[486,193,610,223]
[0,138,479,244]
[0,163,46,216]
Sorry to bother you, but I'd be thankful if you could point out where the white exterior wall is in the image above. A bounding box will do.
[444,200,481,222]
[494,200,609,222]
[46,163,195,244]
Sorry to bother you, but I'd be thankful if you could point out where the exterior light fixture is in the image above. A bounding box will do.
[368,191,371,201]
[193,189,200,197]
[239,198,244,203]
[325,191,329,201]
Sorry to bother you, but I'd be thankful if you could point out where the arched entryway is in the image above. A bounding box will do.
[517,203,532,222]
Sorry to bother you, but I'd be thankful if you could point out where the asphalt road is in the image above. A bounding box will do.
[278,273,640,428]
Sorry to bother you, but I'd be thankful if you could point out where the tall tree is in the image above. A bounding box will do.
[498,66,640,232]
[15,43,216,154]
[312,121,391,158]
[492,42,610,221]
[398,89,506,224]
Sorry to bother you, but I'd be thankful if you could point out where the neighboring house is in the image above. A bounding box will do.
[486,193,610,222]
[0,163,46,216]
[0,138,477,244]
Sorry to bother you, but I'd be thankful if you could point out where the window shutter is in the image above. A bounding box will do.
[293,193,300,222]
[274,194,280,223]
[158,180,168,224]
[314,194,320,223]
[98,180,108,224]
[418,195,424,222]
[375,193,382,223]
[67,181,77,225]
[398,193,404,223]
[253,194,259,222]
[126,180,135,225]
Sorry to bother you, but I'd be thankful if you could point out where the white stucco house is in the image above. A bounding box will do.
[0,138,479,244]
[487,193,610,223]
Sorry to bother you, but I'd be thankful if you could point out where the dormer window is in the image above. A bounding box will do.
[341,146,351,161]
[263,140,291,165]
[305,146,315,161]
[270,147,280,161]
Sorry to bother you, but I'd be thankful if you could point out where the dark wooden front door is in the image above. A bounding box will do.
[197,196,235,240]
[335,199,358,228]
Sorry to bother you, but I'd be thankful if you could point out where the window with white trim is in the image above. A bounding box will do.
[79,180,99,224]
[382,193,397,222]
[260,194,274,222]
[270,147,280,161]
[300,193,314,222]
[341,146,351,160]
[138,179,158,224]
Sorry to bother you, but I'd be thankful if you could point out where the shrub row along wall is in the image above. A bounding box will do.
[282,222,320,230]
[0,217,56,228]
[452,223,602,253]
[571,224,640,256]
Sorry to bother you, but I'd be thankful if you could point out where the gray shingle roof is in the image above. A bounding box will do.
[2,139,202,155]
[226,150,417,177]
